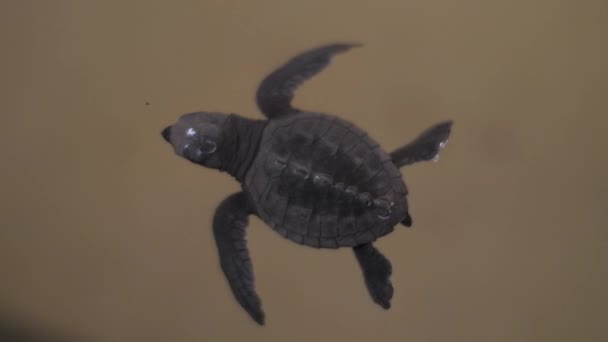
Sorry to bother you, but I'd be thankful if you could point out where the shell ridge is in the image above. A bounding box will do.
[301,117,325,238]
[306,116,336,240]
[258,150,288,217]
[277,121,300,228]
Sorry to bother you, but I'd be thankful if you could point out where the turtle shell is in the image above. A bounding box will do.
[244,113,408,248]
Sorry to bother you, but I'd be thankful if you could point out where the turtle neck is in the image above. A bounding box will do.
[218,114,267,183]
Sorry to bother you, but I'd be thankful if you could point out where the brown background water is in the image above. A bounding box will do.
[1,1,606,341]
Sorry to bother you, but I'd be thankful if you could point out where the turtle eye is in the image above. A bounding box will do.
[200,138,217,154]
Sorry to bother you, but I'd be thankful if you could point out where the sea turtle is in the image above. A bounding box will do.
[161,43,453,325]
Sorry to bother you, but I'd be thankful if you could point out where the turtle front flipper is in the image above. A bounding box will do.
[353,243,394,309]
[390,120,453,168]
[256,43,361,119]
[213,192,265,325]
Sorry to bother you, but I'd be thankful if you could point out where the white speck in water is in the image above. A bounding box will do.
[439,140,448,148]
[186,127,197,137]
[432,154,440,162]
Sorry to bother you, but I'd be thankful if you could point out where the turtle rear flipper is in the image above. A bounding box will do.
[256,43,361,119]
[213,192,265,325]
[390,120,453,168]
[353,243,394,309]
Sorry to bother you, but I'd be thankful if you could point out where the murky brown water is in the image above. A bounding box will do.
[1,1,607,341]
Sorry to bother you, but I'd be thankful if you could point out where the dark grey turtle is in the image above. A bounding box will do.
[161,43,453,325]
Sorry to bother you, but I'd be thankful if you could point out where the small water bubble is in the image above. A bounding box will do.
[186,127,197,137]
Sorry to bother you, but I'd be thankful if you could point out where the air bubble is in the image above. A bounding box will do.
[186,127,197,137]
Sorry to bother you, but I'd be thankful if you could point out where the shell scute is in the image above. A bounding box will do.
[245,113,408,248]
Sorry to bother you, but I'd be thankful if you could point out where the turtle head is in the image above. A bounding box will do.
[161,111,228,169]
